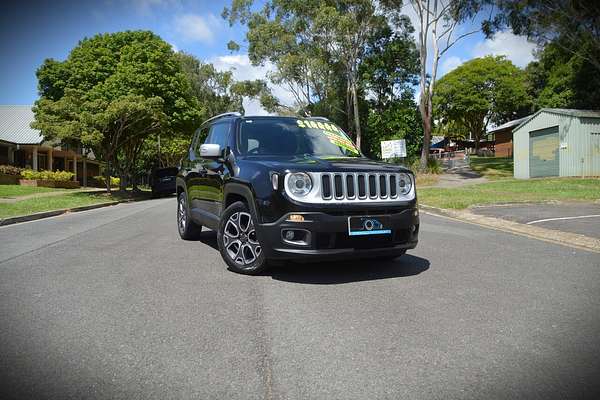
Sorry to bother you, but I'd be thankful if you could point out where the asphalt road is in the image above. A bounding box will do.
[1,199,599,400]
[472,203,600,239]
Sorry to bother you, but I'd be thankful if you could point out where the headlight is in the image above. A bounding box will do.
[287,172,312,196]
[397,173,413,196]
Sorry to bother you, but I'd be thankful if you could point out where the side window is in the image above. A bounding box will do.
[205,122,231,149]
[192,126,209,156]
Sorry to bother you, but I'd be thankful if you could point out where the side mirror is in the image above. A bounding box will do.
[200,143,221,159]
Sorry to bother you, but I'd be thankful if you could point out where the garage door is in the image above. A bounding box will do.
[529,126,559,177]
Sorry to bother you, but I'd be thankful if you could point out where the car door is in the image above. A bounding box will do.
[191,121,232,224]
[185,125,211,221]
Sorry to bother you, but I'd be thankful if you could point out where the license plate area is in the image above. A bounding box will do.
[348,216,392,236]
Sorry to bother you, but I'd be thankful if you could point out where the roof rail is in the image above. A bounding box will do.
[204,111,242,124]
[307,116,331,122]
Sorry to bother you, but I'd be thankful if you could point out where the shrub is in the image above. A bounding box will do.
[426,157,442,174]
[0,165,22,176]
[387,155,442,174]
[21,169,75,182]
[92,176,120,187]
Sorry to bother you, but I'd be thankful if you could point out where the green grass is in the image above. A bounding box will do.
[0,185,65,198]
[469,156,513,179]
[0,191,151,219]
[418,177,600,209]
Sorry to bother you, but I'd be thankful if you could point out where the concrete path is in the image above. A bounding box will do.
[1,199,599,399]
[432,156,489,188]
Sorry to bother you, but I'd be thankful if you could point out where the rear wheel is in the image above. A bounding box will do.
[217,201,269,275]
[177,191,202,240]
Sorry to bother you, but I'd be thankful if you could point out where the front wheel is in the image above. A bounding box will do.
[217,201,269,275]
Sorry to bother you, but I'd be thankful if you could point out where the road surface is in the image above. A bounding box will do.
[1,199,599,399]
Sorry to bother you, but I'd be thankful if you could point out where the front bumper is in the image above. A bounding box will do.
[256,208,419,261]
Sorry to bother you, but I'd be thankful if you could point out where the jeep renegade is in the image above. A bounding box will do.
[176,113,419,275]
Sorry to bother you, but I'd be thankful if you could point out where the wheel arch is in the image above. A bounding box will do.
[223,182,258,217]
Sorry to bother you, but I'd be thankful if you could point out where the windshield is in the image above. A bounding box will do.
[238,118,361,158]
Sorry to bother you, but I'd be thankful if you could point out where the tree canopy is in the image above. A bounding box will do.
[32,31,201,191]
[433,56,532,150]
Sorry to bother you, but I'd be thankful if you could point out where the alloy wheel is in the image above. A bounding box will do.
[222,212,261,266]
[178,195,186,232]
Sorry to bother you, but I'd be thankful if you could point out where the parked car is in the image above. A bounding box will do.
[151,167,178,197]
[176,112,419,275]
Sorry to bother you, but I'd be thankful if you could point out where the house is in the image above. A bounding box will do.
[0,105,100,185]
[512,108,600,179]
[487,115,531,158]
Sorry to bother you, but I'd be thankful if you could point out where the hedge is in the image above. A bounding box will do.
[21,169,75,182]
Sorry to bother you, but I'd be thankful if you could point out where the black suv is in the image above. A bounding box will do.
[176,113,419,274]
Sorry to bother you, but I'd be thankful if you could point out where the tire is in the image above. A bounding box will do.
[177,191,202,240]
[217,201,269,275]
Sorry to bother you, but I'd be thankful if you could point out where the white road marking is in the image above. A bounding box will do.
[526,214,600,225]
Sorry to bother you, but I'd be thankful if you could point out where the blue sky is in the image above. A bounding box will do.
[0,0,537,112]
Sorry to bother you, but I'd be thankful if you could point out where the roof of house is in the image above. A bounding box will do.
[487,115,532,134]
[0,105,43,145]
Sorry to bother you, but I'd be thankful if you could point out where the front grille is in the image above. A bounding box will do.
[319,172,407,202]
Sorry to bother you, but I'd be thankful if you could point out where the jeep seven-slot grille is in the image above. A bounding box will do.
[320,173,405,201]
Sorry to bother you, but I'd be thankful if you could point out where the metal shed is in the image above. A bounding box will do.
[512,108,600,179]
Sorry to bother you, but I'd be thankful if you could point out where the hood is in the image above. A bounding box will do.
[238,155,413,173]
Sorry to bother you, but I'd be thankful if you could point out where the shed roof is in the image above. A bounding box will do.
[513,108,600,133]
[487,115,532,134]
[0,105,43,145]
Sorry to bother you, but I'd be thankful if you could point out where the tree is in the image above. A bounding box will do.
[32,31,201,192]
[524,39,600,110]
[223,0,392,150]
[433,56,532,151]
[382,0,486,170]
[486,0,600,73]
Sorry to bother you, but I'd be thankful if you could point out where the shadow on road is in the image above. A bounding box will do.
[268,254,429,285]
[195,231,429,284]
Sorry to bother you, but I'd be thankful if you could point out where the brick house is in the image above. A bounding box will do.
[0,105,100,185]
[487,115,531,158]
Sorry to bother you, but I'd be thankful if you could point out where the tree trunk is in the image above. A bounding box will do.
[346,81,352,133]
[419,109,432,171]
[104,161,112,194]
[351,82,362,151]
[119,173,127,192]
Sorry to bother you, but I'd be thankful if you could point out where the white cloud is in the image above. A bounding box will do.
[130,0,177,16]
[471,31,536,68]
[174,14,220,44]
[440,56,464,75]
[210,54,297,115]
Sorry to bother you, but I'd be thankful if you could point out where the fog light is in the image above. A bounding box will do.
[284,230,295,240]
[288,214,304,222]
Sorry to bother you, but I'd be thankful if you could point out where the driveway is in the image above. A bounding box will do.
[0,199,599,399]
[471,202,600,239]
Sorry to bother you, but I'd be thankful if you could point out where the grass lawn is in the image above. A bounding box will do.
[0,185,65,198]
[418,177,600,209]
[469,156,513,179]
[0,190,151,219]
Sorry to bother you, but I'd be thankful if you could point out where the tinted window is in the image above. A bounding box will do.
[155,167,178,178]
[205,122,231,149]
[192,126,209,156]
[238,118,360,157]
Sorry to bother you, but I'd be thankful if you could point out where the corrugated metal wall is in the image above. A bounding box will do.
[513,110,600,178]
[566,117,600,177]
